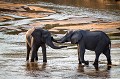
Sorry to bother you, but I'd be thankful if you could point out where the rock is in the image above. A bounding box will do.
[21,5,56,13]
[0,16,14,22]
[0,1,55,18]
[21,5,32,11]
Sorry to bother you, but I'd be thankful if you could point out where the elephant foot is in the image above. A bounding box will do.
[107,62,112,70]
[79,61,82,64]
[35,57,38,61]
[79,61,89,66]
[107,61,112,66]
[93,62,99,70]
[26,57,29,61]
[94,65,99,71]
[84,61,89,65]
[26,59,29,61]
[43,60,47,62]
[93,62,98,66]
[107,65,111,70]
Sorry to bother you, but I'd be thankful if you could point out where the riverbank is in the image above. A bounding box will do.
[0,0,55,21]
[0,1,120,31]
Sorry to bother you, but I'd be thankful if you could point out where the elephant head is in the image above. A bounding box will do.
[58,30,83,44]
[31,28,66,49]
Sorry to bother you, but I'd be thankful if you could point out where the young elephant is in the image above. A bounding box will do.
[26,27,66,62]
[57,30,112,66]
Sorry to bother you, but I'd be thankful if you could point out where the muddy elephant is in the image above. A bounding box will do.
[26,27,66,62]
[56,30,112,66]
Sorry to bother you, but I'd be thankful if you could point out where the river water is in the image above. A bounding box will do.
[37,0,120,21]
[0,0,120,79]
[4,0,120,21]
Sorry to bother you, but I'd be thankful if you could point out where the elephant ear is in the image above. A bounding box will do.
[42,30,51,42]
[71,31,83,44]
[31,28,42,40]
[42,30,49,38]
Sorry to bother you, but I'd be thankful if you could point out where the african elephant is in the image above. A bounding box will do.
[26,27,66,62]
[57,30,112,66]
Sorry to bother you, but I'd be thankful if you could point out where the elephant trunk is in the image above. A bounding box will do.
[51,37,66,43]
[57,36,67,43]
[46,37,66,49]
[57,31,73,43]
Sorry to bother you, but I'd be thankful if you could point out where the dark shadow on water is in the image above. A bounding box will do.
[25,62,47,77]
[77,64,84,72]
[26,62,47,71]
[77,64,112,78]
[93,65,111,71]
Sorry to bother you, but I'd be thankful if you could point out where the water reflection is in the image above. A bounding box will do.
[93,65,111,71]
[77,64,84,72]
[26,62,47,71]
[77,64,111,78]
[37,0,120,10]
[85,70,110,78]
[25,62,47,77]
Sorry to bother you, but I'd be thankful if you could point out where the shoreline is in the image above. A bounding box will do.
[0,1,120,32]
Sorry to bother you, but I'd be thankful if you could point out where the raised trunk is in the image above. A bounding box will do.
[46,38,66,49]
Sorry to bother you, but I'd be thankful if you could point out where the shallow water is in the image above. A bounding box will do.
[0,30,120,79]
[0,46,120,79]
[0,0,120,79]
[33,0,120,21]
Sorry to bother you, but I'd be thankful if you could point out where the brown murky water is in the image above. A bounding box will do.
[0,32,120,79]
[0,44,120,79]
[0,0,120,79]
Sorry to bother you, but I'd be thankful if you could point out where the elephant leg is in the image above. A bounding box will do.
[26,43,31,61]
[93,41,104,66]
[35,49,39,61]
[77,44,81,64]
[93,51,101,66]
[41,44,47,62]
[93,51,101,70]
[79,44,89,65]
[103,48,112,65]
[80,49,89,65]
[31,44,39,62]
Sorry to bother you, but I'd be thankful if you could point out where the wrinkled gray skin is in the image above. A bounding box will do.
[57,30,112,66]
[26,27,66,62]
